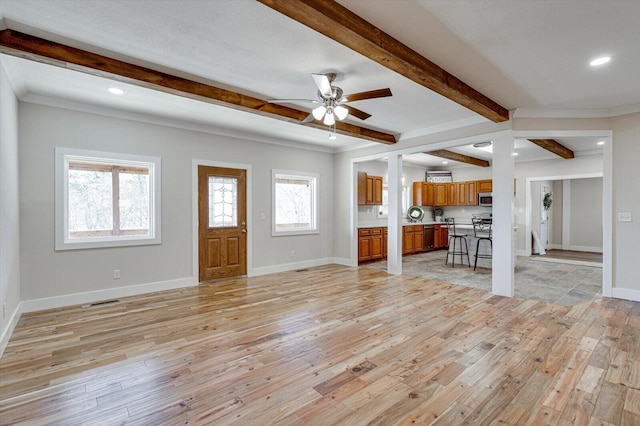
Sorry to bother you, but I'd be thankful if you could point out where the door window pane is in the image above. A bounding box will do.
[209,176,238,227]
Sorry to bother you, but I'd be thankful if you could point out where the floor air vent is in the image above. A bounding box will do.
[295,269,309,272]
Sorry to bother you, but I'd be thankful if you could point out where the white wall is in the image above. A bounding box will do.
[18,103,335,303]
[611,112,640,293]
[0,61,21,351]
[514,154,603,252]
[569,177,603,250]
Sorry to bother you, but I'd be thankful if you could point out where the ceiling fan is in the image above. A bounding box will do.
[268,73,392,126]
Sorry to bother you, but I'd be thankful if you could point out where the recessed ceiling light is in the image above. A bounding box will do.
[597,140,605,145]
[590,56,611,67]
[442,161,448,164]
[108,87,124,95]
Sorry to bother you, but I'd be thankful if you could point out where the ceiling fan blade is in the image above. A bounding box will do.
[342,88,392,103]
[268,98,319,104]
[301,113,315,123]
[345,105,372,121]
[311,73,333,97]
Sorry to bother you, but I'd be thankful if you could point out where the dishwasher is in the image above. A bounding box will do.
[423,225,435,251]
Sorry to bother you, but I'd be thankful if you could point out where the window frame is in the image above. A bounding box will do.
[55,147,161,250]
[271,169,319,236]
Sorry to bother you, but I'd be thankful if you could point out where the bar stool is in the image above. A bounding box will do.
[445,218,470,267]
[472,218,493,271]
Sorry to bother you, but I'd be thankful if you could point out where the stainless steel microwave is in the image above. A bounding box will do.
[478,192,492,207]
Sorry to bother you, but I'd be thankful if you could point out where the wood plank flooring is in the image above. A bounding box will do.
[543,249,603,263]
[1,265,639,425]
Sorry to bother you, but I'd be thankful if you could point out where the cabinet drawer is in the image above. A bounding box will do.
[371,228,383,235]
[359,228,371,236]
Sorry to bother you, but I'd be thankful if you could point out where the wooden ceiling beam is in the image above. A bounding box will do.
[0,29,396,145]
[257,0,510,123]
[528,139,574,159]
[425,149,491,167]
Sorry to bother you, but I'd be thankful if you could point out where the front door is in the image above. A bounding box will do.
[198,165,247,281]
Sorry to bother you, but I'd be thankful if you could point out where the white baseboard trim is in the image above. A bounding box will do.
[21,277,198,313]
[569,245,603,253]
[515,250,527,256]
[548,244,562,250]
[612,287,640,302]
[0,302,23,359]
[249,257,353,277]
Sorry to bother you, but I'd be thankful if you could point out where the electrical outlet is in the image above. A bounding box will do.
[113,269,121,280]
[618,212,632,222]
[290,250,295,258]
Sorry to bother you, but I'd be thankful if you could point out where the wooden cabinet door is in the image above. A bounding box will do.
[403,227,414,254]
[446,183,457,206]
[456,182,467,205]
[423,183,434,206]
[434,225,442,248]
[358,229,371,262]
[357,172,367,205]
[371,231,384,260]
[412,182,423,206]
[373,176,383,205]
[366,176,374,204]
[413,225,424,253]
[478,179,492,193]
[441,227,449,248]
[383,228,388,258]
[467,180,478,206]
[433,183,447,206]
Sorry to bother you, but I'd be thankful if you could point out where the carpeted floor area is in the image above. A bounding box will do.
[363,250,602,306]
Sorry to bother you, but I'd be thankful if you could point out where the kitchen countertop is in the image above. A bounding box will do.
[358,220,446,228]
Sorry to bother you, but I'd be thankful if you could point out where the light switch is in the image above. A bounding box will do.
[617,212,632,222]
[260,212,266,221]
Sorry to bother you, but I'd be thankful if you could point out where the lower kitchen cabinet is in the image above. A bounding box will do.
[434,224,449,249]
[358,227,384,262]
[403,225,424,255]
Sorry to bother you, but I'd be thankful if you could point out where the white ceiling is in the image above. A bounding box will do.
[0,0,638,156]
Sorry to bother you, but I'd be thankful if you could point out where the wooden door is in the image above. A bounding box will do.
[198,165,247,281]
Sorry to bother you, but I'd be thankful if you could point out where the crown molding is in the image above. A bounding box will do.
[513,104,640,119]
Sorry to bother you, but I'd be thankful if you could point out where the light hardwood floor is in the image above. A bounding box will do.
[1,265,639,425]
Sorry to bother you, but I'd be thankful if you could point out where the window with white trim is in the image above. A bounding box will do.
[55,148,161,250]
[272,170,318,236]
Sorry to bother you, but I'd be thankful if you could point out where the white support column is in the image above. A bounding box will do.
[387,153,403,275]
[492,134,515,297]
[562,180,571,250]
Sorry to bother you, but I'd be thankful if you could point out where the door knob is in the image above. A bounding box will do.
[241,229,247,233]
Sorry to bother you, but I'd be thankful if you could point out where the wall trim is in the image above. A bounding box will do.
[248,257,352,277]
[0,302,22,360]
[612,287,640,303]
[547,244,562,250]
[21,277,197,313]
[568,245,603,253]
[515,249,527,256]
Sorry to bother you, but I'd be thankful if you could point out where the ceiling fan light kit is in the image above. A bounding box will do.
[269,72,392,130]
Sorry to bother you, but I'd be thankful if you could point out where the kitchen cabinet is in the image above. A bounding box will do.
[413,182,434,206]
[358,227,384,262]
[358,172,383,206]
[433,183,448,206]
[434,224,449,249]
[456,182,467,205]
[478,179,492,193]
[467,180,478,205]
[403,225,424,255]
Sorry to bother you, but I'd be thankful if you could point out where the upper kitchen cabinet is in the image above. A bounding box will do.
[433,183,448,206]
[412,182,434,206]
[358,172,383,206]
[478,179,493,193]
